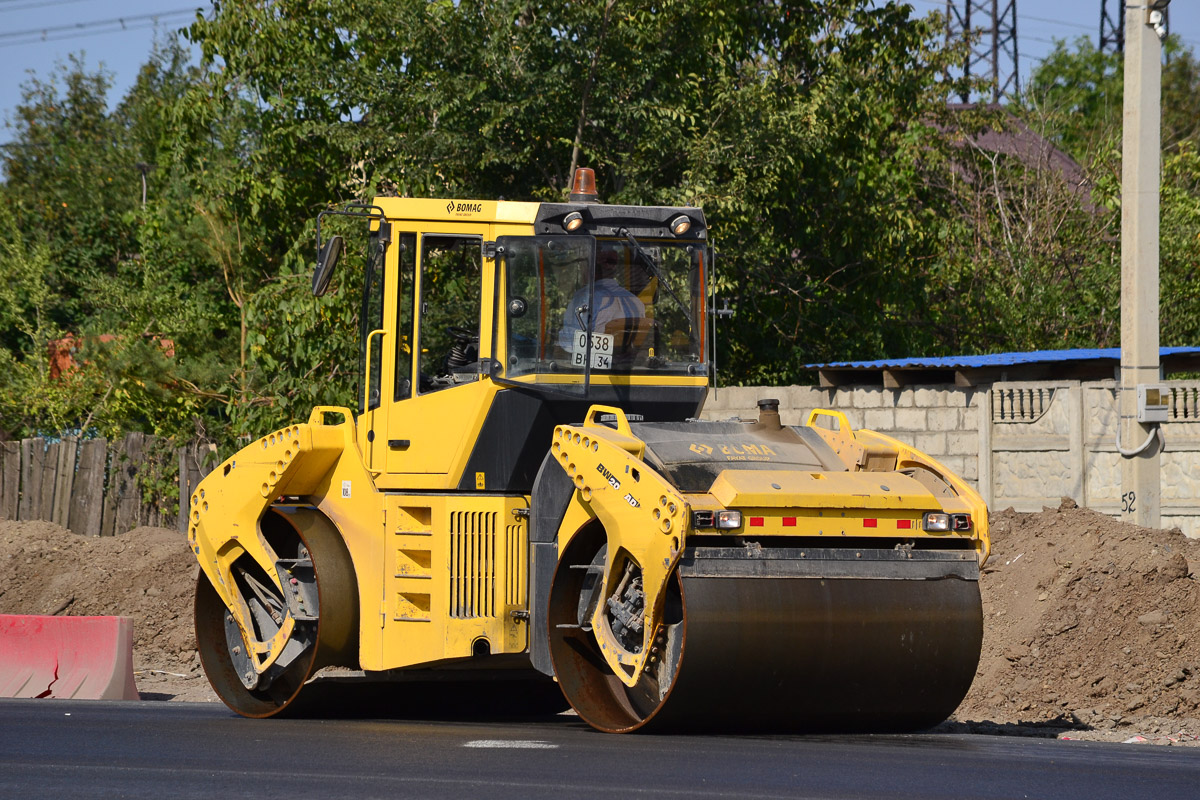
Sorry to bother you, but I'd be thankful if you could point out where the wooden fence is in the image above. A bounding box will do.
[0,434,217,536]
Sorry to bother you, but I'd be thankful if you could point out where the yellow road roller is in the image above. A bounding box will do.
[188,169,989,732]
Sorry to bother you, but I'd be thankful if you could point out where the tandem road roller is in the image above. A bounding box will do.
[189,169,989,733]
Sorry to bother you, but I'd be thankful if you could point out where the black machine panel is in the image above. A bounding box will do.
[456,384,707,492]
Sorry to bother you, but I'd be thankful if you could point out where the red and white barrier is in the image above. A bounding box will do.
[0,615,140,700]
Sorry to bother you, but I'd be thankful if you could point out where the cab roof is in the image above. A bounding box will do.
[371,196,708,240]
[372,197,541,225]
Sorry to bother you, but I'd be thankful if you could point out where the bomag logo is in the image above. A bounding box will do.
[596,463,621,491]
[447,201,483,214]
[689,443,714,455]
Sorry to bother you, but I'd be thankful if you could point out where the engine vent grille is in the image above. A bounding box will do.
[505,521,526,607]
[449,510,497,618]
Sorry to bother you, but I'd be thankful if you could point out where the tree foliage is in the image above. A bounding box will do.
[1,3,1198,448]
[1007,36,1200,351]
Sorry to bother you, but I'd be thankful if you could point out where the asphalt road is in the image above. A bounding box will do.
[2,699,1198,799]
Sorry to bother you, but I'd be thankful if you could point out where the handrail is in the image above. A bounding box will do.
[805,408,852,433]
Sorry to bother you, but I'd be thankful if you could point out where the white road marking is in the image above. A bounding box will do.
[462,739,559,749]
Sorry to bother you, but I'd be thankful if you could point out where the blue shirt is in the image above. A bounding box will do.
[558,278,646,350]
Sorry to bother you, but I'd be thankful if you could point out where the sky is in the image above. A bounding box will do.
[0,0,1199,146]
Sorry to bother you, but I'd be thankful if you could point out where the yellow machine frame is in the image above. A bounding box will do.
[188,188,990,727]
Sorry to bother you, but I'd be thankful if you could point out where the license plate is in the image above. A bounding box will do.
[572,331,614,370]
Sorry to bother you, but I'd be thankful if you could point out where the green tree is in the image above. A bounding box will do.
[178,0,973,394]
[13,0,1130,442]
[1002,36,1200,352]
[1,56,136,337]
[0,43,235,441]
[1025,36,1200,162]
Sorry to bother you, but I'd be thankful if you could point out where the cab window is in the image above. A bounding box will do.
[418,235,482,393]
[394,233,416,401]
[358,231,387,411]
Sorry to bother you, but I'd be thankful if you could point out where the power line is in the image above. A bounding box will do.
[0,6,201,41]
[0,0,96,13]
[0,11,199,49]
[910,0,1193,42]
[1020,13,1094,34]
[0,17,193,49]
[908,0,1199,53]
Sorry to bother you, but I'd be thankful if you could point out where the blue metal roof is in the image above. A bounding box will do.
[805,347,1200,371]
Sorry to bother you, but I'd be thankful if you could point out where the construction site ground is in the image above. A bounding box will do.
[4,499,1200,746]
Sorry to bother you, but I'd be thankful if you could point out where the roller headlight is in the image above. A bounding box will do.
[669,214,692,235]
[692,510,743,530]
[715,510,742,529]
[923,512,950,532]
[562,211,584,232]
[923,512,972,532]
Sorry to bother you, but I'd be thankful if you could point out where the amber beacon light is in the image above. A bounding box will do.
[568,167,599,203]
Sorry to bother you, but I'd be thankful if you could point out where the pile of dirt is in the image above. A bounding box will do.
[4,503,1200,741]
[954,498,1200,741]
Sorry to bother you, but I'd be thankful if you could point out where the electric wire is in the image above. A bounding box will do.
[0,6,201,40]
[911,0,1200,50]
[0,9,200,49]
[0,17,195,49]
[0,0,101,14]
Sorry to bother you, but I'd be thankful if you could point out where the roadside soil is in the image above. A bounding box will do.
[4,500,1200,745]
[946,498,1200,746]
[0,521,215,703]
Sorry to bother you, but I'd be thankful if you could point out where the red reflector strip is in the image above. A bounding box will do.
[749,517,765,527]
[897,519,912,530]
[782,517,797,527]
[863,519,877,528]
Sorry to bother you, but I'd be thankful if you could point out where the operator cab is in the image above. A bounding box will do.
[501,232,708,389]
[312,169,712,491]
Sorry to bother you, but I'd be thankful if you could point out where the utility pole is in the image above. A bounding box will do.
[1100,0,1169,55]
[1118,1,1169,528]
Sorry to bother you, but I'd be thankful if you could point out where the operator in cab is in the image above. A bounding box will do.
[557,244,646,356]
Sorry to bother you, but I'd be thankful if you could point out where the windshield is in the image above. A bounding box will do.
[500,235,707,383]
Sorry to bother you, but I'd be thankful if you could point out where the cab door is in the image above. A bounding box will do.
[382,228,494,488]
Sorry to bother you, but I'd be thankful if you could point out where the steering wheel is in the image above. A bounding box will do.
[440,325,480,378]
[446,325,479,343]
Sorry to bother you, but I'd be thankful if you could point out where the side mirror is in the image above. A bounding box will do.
[312,235,343,296]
